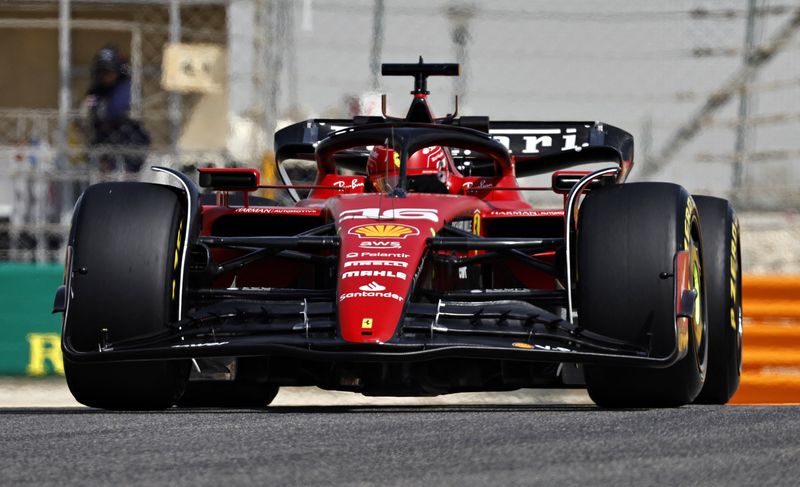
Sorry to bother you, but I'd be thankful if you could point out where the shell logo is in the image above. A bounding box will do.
[348,224,420,239]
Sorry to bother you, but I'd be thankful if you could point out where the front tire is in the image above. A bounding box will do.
[63,182,190,410]
[577,183,708,407]
[177,358,280,408]
[178,382,280,408]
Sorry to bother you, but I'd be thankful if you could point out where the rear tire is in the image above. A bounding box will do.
[692,195,742,404]
[63,182,189,410]
[577,183,708,407]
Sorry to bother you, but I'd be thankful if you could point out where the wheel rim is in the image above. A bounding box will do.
[736,301,744,375]
[691,227,709,379]
[735,230,743,375]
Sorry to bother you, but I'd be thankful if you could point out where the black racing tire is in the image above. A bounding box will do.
[177,358,280,408]
[577,182,708,408]
[692,195,742,404]
[178,382,280,408]
[63,182,190,410]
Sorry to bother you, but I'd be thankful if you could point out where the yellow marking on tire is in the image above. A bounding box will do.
[730,221,739,330]
[683,197,696,251]
[174,222,183,270]
[172,221,183,299]
[176,221,183,250]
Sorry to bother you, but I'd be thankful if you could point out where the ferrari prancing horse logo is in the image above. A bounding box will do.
[361,318,374,329]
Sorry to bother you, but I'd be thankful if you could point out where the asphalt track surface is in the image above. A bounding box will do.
[1,404,798,486]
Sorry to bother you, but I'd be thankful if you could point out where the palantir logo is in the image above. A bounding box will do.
[359,281,386,292]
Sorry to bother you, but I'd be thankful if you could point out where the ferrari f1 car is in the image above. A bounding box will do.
[54,60,743,409]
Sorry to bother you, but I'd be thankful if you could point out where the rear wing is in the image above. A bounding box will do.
[488,121,633,178]
[274,118,634,179]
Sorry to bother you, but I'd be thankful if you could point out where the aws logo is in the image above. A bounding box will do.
[359,240,401,249]
[348,224,419,239]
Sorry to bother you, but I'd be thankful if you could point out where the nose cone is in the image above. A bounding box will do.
[337,220,432,343]
[332,193,487,343]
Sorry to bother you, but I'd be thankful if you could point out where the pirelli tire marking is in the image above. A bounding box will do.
[730,220,740,331]
[172,220,183,302]
[683,196,697,251]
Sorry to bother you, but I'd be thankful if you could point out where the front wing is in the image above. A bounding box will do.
[61,297,685,368]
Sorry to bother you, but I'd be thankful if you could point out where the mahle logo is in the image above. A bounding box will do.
[349,224,419,239]
[343,269,407,280]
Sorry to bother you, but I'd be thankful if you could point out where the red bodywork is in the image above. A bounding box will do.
[199,184,560,345]
[195,85,632,350]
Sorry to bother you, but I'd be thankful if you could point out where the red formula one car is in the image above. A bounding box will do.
[55,60,743,409]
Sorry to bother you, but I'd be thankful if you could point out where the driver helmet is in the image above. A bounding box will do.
[366,145,450,193]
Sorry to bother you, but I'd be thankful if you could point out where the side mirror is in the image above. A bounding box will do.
[198,168,260,191]
[552,170,615,194]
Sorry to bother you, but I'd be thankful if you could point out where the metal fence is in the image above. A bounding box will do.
[0,0,229,261]
[1,0,799,271]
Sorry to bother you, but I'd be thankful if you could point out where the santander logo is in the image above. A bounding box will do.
[359,281,386,292]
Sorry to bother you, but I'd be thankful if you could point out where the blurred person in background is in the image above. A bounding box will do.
[82,46,150,173]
